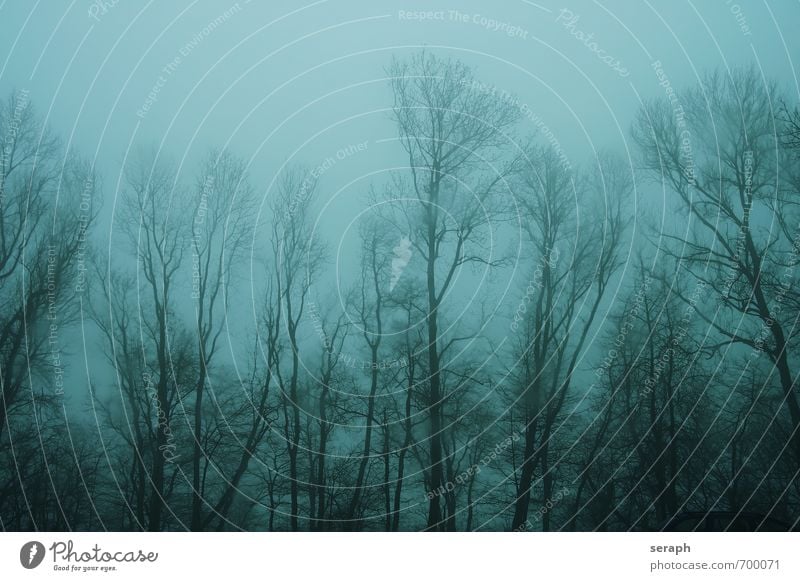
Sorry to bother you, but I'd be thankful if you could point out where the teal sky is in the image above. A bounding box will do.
[2,1,797,199]
[2,0,798,401]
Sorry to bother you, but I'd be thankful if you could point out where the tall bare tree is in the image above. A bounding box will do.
[111,151,190,531]
[269,167,326,530]
[188,149,255,529]
[345,219,393,526]
[633,68,800,468]
[388,52,520,529]
[0,92,100,528]
[509,149,629,530]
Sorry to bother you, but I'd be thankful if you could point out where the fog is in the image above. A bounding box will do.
[1,1,799,531]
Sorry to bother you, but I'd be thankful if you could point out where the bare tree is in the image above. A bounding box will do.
[107,150,190,531]
[0,92,101,529]
[269,167,326,530]
[509,149,629,530]
[388,51,520,530]
[307,306,348,531]
[566,267,714,531]
[633,68,800,468]
[0,92,91,441]
[345,219,392,526]
[188,149,255,529]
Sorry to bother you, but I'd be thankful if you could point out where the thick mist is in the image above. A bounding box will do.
[1,1,798,532]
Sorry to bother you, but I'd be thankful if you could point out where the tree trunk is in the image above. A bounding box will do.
[392,354,414,531]
[425,210,445,531]
[512,415,537,529]
[349,344,380,527]
[191,363,207,530]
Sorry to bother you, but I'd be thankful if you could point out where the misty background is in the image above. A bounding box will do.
[1,0,799,531]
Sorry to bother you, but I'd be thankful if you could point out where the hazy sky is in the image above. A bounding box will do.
[2,1,796,203]
[2,0,798,402]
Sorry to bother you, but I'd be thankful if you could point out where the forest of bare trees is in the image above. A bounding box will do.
[1,52,799,531]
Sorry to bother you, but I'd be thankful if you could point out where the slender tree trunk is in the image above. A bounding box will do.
[205,377,271,530]
[392,355,414,531]
[191,363,207,530]
[541,455,552,531]
[444,457,456,531]
[425,209,446,530]
[382,413,391,531]
[466,474,476,531]
[666,360,678,515]
[349,344,380,527]
[315,382,329,531]
[287,320,301,531]
[512,415,537,529]
[148,375,168,531]
[745,235,800,465]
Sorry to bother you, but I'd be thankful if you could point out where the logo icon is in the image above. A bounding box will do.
[20,541,45,569]
[389,236,412,292]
